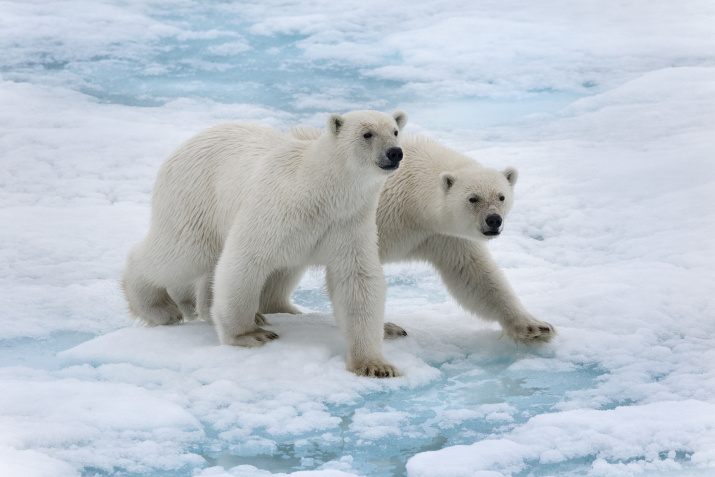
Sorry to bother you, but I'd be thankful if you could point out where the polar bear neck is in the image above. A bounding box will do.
[377,134,489,254]
[383,136,457,229]
[290,132,387,221]
[310,131,386,186]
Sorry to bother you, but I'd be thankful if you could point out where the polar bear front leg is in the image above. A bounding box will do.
[325,230,400,378]
[211,236,278,347]
[199,271,272,326]
[416,235,556,344]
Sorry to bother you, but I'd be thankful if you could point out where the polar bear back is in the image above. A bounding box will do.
[149,122,311,261]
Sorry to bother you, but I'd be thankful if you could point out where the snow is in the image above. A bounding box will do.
[1,1,715,476]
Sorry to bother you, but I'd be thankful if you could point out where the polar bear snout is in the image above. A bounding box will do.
[379,147,403,170]
[387,147,403,162]
[483,213,503,236]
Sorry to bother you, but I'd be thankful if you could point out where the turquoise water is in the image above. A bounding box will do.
[0,6,578,129]
[198,363,603,477]
[0,313,610,477]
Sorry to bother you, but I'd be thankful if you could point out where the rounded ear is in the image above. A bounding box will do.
[327,113,344,135]
[503,167,518,187]
[440,172,456,192]
[392,110,408,130]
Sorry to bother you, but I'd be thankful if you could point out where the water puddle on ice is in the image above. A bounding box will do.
[197,361,603,477]
[203,444,310,473]
[0,331,96,371]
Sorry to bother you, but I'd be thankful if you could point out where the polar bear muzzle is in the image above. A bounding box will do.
[378,146,403,170]
[483,213,503,236]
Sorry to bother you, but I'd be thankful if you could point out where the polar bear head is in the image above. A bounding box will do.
[326,110,408,173]
[439,164,518,240]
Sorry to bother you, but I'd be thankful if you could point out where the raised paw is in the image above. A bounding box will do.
[384,322,408,339]
[226,328,279,347]
[505,317,556,344]
[349,361,402,378]
[254,312,271,326]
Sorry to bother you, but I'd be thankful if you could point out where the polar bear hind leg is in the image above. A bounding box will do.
[122,243,183,326]
[167,284,198,320]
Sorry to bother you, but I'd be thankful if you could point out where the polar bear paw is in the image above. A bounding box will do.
[384,322,408,339]
[225,328,279,347]
[505,317,556,344]
[349,361,402,378]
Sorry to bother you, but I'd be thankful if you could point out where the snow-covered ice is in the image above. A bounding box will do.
[1,1,714,476]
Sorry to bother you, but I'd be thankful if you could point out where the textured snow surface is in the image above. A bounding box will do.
[1,1,714,476]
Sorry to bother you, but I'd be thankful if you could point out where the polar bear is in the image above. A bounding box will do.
[122,110,408,378]
[288,128,555,344]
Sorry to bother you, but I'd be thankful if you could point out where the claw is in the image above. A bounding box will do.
[507,318,556,344]
[350,361,401,378]
[384,322,408,339]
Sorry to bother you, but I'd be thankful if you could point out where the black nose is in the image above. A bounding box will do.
[386,147,403,163]
[486,214,502,229]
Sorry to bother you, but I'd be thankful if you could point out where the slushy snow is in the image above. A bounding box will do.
[1,1,714,476]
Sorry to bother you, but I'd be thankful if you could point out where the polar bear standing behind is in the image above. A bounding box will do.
[291,128,555,343]
[123,110,408,377]
[377,135,555,343]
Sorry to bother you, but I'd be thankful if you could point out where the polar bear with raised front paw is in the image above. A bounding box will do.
[122,110,408,378]
[289,128,555,344]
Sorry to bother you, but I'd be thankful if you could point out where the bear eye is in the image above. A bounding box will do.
[394,130,398,136]
[363,132,373,139]
[469,196,479,204]
[499,195,505,201]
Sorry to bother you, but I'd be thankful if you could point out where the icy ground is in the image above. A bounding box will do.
[1,1,715,476]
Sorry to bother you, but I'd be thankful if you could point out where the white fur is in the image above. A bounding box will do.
[291,128,555,344]
[122,110,408,377]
